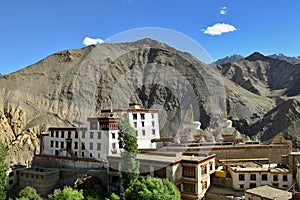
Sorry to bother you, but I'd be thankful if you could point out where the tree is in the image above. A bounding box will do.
[48,186,84,200]
[0,141,8,200]
[123,176,180,200]
[118,117,139,191]
[16,186,42,200]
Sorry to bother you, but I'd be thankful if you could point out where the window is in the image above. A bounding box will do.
[55,150,59,156]
[112,143,116,149]
[68,132,71,138]
[283,174,288,181]
[89,143,93,150]
[152,114,154,119]
[250,174,256,181]
[97,143,101,151]
[75,131,78,139]
[142,130,145,136]
[136,130,138,137]
[182,166,195,178]
[61,131,64,138]
[9,172,14,177]
[61,142,64,149]
[152,129,156,135]
[55,131,59,138]
[183,183,195,194]
[250,183,256,188]
[81,143,85,150]
[90,153,93,158]
[141,114,145,120]
[98,153,101,158]
[50,141,54,148]
[90,132,94,139]
[97,132,101,139]
[9,180,13,185]
[90,121,98,130]
[262,174,268,181]
[239,174,245,181]
[50,131,54,137]
[74,142,78,149]
[133,113,137,120]
[55,141,58,148]
[112,132,116,139]
[210,162,214,171]
[201,165,207,175]
[239,184,244,189]
[273,174,278,181]
[152,121,155,127]
[81,152,84,157]
[134,122,137,128]
[74,151,77,156]
[283,185,288,188]
[82,131,85,139]
[141,122,145,127]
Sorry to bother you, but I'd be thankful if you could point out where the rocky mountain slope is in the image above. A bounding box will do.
[0,39,296,165]
[218,53,300,147]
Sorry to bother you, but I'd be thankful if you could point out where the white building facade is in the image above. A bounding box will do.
[41,103,160,161]
[229,163,293,191]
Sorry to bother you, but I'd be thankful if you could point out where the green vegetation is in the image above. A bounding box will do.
[48,186,84,200]
[118,117,139,191]
[0,141,8,200]
[82,185,119,200]
[16,186,42,200]
[124,176,180,200]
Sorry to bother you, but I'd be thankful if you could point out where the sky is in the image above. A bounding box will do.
[0,0,300,74]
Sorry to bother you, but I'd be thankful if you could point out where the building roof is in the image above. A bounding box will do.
[107,152,215,165]
[245,185,292,200]
[229,162,291,173]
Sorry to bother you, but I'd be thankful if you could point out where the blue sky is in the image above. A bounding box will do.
[0,0,300,74]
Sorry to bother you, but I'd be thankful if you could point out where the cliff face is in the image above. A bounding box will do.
[0,39,282,165]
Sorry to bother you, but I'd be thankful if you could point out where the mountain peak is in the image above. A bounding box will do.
[245,52,267,61]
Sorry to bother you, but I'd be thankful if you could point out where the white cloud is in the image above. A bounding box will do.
[83,37,104,46]
[220,6,227,15]
[203,23,237,36]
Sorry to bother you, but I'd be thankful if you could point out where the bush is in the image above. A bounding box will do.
[48,186,84,200]
[123,176,180,200]
[16,186,42,200]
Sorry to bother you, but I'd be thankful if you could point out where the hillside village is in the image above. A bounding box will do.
[5,102,300,200]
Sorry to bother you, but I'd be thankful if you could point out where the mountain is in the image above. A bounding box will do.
[218,52,300,146]
[218,52,300,97]
[0,39,276,166]
[212,54,244,66]
[268,53,300,64]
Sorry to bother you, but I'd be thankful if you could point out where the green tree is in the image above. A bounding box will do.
[48,186,84,200]
[123,176,180,200]
[118,117,139,191]
[0,141,8,200]
[16,186,42,200]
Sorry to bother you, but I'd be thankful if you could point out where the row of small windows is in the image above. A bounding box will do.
[50,141,102,151]
[133,121,156,128]
[238,174,288,182]
[136,129,156,137]
[50,131,114,140]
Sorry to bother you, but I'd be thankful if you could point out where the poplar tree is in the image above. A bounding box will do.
[118,116,139,191]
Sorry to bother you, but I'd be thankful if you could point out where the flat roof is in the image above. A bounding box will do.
[107,152,215,165]
[245,185,292,199]
[229,162,291,173]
